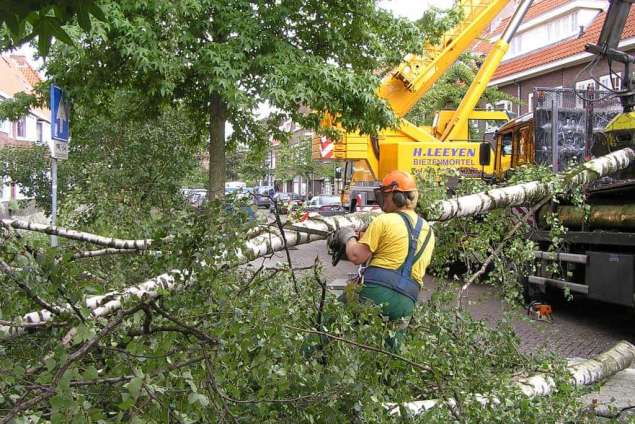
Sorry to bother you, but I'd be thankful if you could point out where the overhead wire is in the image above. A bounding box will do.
[572,57,619,103]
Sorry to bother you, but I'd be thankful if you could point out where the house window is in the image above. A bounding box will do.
[575,79,596,90]
[599,72,622,90]
[495,100,513,112]
[15,117,26,138]
[36,122,43,143]
[507,11,580,59]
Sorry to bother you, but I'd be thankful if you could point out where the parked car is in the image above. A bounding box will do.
[225,181,246,194]
[304,195,345,216]
[253,186,274,208]
[269,192,302,214]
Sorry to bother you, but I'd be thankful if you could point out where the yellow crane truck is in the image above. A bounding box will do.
[312,0,534,189]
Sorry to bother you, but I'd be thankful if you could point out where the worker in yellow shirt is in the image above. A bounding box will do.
[328,170,435,323]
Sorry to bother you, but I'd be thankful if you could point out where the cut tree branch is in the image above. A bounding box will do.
[1,219,171,249]
[1,303,145,424]
[456,196,551,308]
[385,340,635,416]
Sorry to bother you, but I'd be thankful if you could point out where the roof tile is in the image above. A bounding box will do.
[491,8,635,81]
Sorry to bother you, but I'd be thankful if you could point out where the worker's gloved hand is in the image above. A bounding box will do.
[327,227,358,265]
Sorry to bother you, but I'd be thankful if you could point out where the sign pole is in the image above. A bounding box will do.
[50,158,58,247]
[49,84,70,248]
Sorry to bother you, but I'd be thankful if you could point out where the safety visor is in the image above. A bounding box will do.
[373,183,396,209]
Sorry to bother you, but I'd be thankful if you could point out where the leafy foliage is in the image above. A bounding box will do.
[0,200,584,422]
[406,54,516,126]
[0,158,600,422]
[36,0,461,196]
[416,163,587,305]
[274,137,336,184]
[0,2,598,422]
[0,0,105,56]
[0,90,204,219]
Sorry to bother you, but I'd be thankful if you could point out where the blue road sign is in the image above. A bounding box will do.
[50,85,70,159]
[51,85,69,141]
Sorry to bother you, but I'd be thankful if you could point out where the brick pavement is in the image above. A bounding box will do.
[263,240,635,358]
[260,239,635,417]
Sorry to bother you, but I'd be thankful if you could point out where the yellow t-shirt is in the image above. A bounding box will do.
[358,210,435,285]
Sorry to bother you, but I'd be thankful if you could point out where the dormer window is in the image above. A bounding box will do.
[496,1,608,61]
[507,12,579,59]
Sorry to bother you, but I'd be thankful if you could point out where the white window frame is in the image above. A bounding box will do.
[15,117,27,139]
[36,121,43,144]
[495,100,513,112]
[599,72,622,90]
[506,11,580,59]
[575,79,595,90]
[527,92,534,113]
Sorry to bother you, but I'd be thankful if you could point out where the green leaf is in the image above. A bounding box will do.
[4,14,20,36]
[187,392,210,407]
[127,376,144,400]
[73,324,95,344]
[85,1,106,22]
[37,32,50,57]
[43,17,74,45]
[77,8,92,33]
[83,365,98,380]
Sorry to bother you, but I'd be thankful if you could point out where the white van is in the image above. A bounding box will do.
[225,181,247,194]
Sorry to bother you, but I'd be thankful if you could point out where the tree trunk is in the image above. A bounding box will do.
[0,213,372,338]
[386,341,635,416]
[426,147,635,222]
[208,93,227,200]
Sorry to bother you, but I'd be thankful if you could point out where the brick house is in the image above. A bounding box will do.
[475,0,635,115]
[0,55,51,204]
[269,120,332,196]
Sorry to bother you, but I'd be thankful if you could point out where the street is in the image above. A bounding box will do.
[256,226,635,358]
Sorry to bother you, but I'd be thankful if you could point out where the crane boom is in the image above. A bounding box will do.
[441,0,533,141]
[378,0,510,117]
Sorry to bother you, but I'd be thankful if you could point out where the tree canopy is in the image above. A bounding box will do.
[38,0,459,197]
[0,0,105,56]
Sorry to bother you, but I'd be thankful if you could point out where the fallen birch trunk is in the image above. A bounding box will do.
[385,340,635,416]
[8,148,633,250]
[426,147,635,221]
[1,219,159,249]
[3,148,634,339]
[0,214,372,339]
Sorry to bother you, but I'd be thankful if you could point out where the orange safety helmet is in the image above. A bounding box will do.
[379,170,417,192]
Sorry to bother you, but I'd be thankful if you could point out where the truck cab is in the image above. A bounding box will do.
[492,113,534,179]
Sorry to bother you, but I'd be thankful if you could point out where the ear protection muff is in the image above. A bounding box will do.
[393,191,406,208]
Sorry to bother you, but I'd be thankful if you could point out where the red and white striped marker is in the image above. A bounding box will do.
[319,136,334,159]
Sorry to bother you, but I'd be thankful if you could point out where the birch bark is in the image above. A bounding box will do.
[426,147,635,222]
[0,213,372,338]
[386,340,635,416]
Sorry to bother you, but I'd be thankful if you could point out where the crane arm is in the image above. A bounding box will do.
[378,0,510,118]
[595,0,633,53]
[584,0,635,111]
[441,0,534,141]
